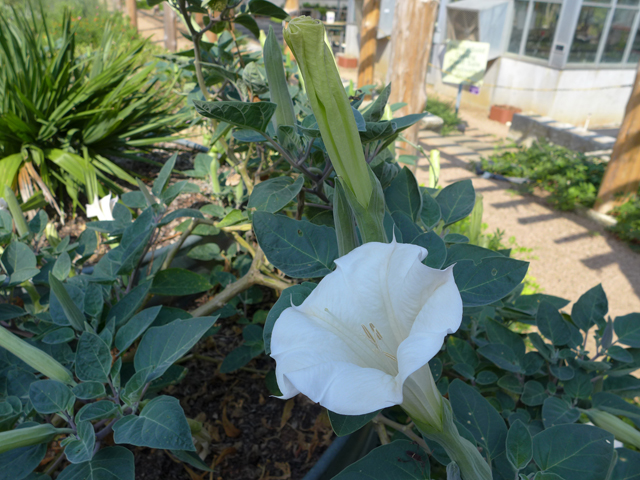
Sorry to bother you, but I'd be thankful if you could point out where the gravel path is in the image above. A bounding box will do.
[414,125,640,319]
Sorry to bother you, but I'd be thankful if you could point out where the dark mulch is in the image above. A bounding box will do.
[132,320,335,480]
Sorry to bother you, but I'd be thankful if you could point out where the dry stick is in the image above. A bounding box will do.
[374,414,431,454]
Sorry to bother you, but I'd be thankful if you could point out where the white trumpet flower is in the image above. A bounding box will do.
[270,240,462,422]
[86,194,118,222]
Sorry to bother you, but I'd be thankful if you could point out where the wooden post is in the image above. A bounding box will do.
[284,0,299,14]
[356,0,380,89]
[164,3,177,52]
[126,0,137,29]
[387,0,438,156]
[594,63,640,213]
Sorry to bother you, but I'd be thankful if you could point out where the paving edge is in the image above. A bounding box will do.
[575,205,617,228]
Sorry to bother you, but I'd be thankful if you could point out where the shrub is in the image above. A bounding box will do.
[0,6,190,214]
[481,140,607,210]
[426,96,463,136]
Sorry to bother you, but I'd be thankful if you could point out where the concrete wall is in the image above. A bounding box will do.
[428,56,634,127]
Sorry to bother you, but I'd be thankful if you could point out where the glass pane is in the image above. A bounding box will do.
[524,2,561,59]
[508,1,530,54]
[629,19,640,62]
[617,0,639,5]
[568,7,609,63]
[602,9,636,63]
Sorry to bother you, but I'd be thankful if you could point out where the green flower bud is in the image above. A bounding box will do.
[0,424,73,454]
[338,167,387,244]
[333,180,360,256]
[264,26,296,129]
[0,326,75,386]
[587,408,640,449]
[210,157,221,194]
[284,17,373,208]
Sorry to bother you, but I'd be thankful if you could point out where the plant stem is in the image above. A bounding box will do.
[162,219,201,271]
[374,415,430,453]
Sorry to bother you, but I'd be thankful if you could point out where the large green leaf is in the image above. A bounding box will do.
[249,0,289,19]
[328,410,380,437]
[384,167,422,222]
[113,396,194,450]
[478,344,523,373]
[114,306,162,353]
[64,420,95,464]
[453,257,529,307]
[253,212,339,278]
[193,100,277,132]
[75,332,112,383]
[542,397,580,428]
[611,448,640,480]
[247,176,304,213]
[49,274,85,331]
[449,379,507,461]
[411,231,446,269]
[134,317,217,381]
[76,401,119,423]
[506,420,533,470]
[537,302,572,346]
[571,284,608,331]
[532,424,614,480]
[435,180,475,226]
[420,190,441,230]
[614,313,640,348]
[151,269,212,296]
[57,446,134,480]
[28,380,74,415]
[331,440,429,479]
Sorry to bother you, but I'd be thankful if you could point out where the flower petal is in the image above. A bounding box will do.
[86,196,101,219]
[283,361,401,415]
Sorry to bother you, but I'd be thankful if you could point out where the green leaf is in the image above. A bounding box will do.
[64,420,95,464]
[542,397,580,428]
[219,342,264,373]
[608,346,634,363]
[549,365,574,381]
[248,176,304,213]
[498,375,523,394]
[253,212,338,278]
[0,304,28,322]
[532,424,614,480]
[114,306,162,353]
[361,83,391,123]
[537,302,572,346]
[563,371,593,399]
[435,179,475,226]
[449,379,507,461]
[331,440,429,479]
[49,274,85,331]
[29,380,74,415]
[52,252,71,280]
[42,328,75,345]
[249,0,289,20]
[151,269,212,296]
[113,396,194,451]
[533,473,565,480]
[476,371,498,385]
[447,337,478,368]
[57,446,134,480]
[264,282,316,355]
[614,314,640,348]
[411,231,446,270]
[521,381,547,406]
[134,317,217,382]
[611,448,640,480]
[233,13,260,39]
[72,382,106,400]
[106,281,152,327]
[76,401,118,423]
[2,242,37,283]
[153,153,177,198]
[478,344,523,373]
[572,284,608,331]
[453,257,529,307]
[485,319,526,360]
[187,243,222,261]
[384,167,422,222]
[75,332,112,383]
[193,100,277,132]
[328,410,380,437]
[506,419,533,470]
[420,190,441,230]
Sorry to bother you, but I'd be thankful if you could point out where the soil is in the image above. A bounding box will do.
[131,320,334,480]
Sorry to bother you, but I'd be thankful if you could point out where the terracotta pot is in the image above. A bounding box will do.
[489,105,522,124]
